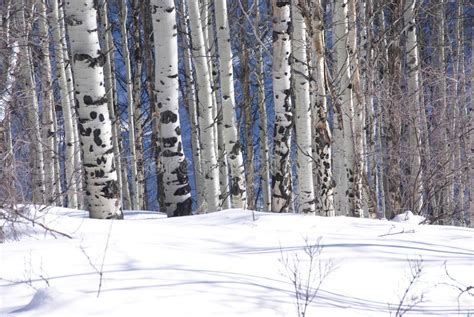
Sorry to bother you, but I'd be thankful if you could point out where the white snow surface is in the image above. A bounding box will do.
[1,207,473,316]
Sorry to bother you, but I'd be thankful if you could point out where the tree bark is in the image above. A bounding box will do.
[254,0,271,212]
[332,0,355,216]
[292,0,316,213]
[65,0,123,219]
[215,0,247,209]
[187,0,220,212]
[151,1,193,216]
[271,0,293,213]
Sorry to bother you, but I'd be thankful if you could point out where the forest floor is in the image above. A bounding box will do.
[1,207,473,316]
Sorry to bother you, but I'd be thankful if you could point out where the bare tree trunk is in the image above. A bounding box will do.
[57,0,83,208]
[188,0,220,212]
[37,0,60,205]
[96,0,128,209]
[403,0,424,214]
[0,0,17,194]
[17,2,45,203]
[307,0,335,216]
[151,0,193,216]
[179,1,205,212]
[291,0,315,213]
[215,0,247,209]
[119,0,141,210]
[131,0,146,210]
[332,0,355,216]
[271,0,293,213]
[254,0,271,212]
[65,0,123,219]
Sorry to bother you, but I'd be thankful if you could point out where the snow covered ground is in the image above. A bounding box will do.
[1,207,473,316]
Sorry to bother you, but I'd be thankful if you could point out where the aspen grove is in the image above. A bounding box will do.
[0,0,472,226]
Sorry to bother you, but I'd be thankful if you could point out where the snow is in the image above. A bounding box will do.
[1,207,473,316]
[392,210,425,224]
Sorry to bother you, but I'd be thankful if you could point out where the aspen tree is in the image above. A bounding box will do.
[179,1,206,211]
[119,0,141,210]
[97,0,128,209]
[58,2,84,208]
[332,0,355,216]
[37,0,59,204]
[17,1,45,203]
[271,0,293,213]
[131,0,146,209]
[214,0,247,209]
[403,0,424,214]
[187,0,220,212]
[308,0,335,216]
[151,0,193,216]
[65,0,123,219]
[291,0,315,213]
[255,0,271,212]
[347,0,364,217]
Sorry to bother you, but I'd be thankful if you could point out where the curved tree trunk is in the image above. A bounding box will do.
[187,0,220,212]
[271,0,293,213]
[292,0,315,213]
[65,0,123,219]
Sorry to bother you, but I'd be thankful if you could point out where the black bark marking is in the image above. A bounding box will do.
[93,129,102,146]
[174,185,190,196]
[101,180,119,199]
[99,113,105,122]
[162,136,178,148]
[95,169,105,177]
[173,197,192,217]
[90,111,97,119]
[74,50,106,68]
[161,110,177,124]
[84,95,108,106]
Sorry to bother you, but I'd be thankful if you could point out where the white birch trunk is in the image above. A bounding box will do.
[131,0,146,210]
[0,0,17,185]
[97,0,127,209]
[38,0,58,204]
[271,0,293,213]
[151,1,193,216]
[214,0,247,209]
[49,0,78,208]
[347,0,364,217]
[179,1,206,212]
[255,0,271,212]
[188,0,220,212]
[119,0,141,211]
[403,0,424,214]
[18,2,45,203]
[58,1,83,208]
[291,1,315,213]
[309,0,335,216]
[332,0,354,216]
[65,0,122,219]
